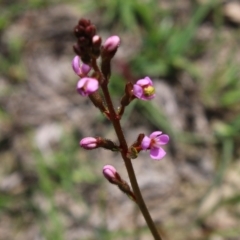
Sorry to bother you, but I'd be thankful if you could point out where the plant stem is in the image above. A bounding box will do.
[101,83,162,240]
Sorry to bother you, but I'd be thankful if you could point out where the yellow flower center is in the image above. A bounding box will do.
[143,86,155,97]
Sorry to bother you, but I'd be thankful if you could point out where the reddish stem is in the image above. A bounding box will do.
[91,59,162,240]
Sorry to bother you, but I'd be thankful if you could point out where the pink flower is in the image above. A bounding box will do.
[80,137,98,149]
[133,77,155,100]
[141,131,169,160]
[103,35,120,52]
[72,56,91,76]
[77,77,99,96]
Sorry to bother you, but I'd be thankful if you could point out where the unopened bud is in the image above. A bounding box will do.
[92,35,102,47]
[100,36,120,80]
[103,36,120,52]
[80,137,98,149]
[92,35,102,58]
[103,165,137,202]
[102,165,121,184]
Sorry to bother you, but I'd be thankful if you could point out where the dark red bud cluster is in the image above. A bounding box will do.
[73,19,101,64]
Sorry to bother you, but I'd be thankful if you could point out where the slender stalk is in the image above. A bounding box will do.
[101,83,162,240]
[91,58,162,239]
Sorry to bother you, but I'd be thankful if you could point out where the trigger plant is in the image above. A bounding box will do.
[72,18,169,240]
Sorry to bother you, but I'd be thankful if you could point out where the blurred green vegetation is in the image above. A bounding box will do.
[1,0,240,239]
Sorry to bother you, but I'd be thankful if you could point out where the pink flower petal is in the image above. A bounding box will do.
[77,78,87,89]
[72,56,81,75]
[133,84,143,98]
[157,134,169,145]
[136,78,150,86]
[87,79,99,92]
[136,77,153,86]
[81,63,91,75]
[77,78,99,96]
[144,94,155,100]
[145,76,153,85]
[141,136,151,150]
[150,147,166,160]
[149,131,162,139]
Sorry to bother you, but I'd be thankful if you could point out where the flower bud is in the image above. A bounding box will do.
[103,36,120,52]
[80,137,98,149]
[100,36,120,81]
[92,35,102,48]
[103,165,116,180]
[92,35,102,58]
[102,165,121,184]
[102,165,137,202]
[101,35,120,61]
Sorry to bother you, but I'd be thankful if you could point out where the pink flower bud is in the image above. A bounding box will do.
[103,35,120,52]
[80,137,98,149]
[103,165,116,179]
[92,35,102,47]
[102,165,121,183]
[77,77,99,96]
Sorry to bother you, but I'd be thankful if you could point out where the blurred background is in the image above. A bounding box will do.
[1,0,240,239]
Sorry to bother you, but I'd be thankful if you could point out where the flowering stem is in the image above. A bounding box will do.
[99,80,162,240]
[74,20,164,239]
